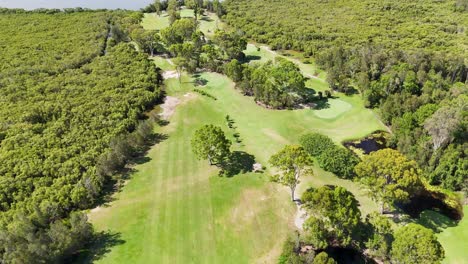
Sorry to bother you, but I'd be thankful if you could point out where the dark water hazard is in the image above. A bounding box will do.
[0,0,153,10]
[343,131,389,154]
[322,247,375,264]
[398,190,463,221]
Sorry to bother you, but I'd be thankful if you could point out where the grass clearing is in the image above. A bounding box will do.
[88,62,385,262]
[85,12,436,263]
[314,99,353,119]
[417,206,468,264]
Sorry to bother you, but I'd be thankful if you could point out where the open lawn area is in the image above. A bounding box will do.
[86,10,466,264]
[87,61,384,262]
[418,206,468,264]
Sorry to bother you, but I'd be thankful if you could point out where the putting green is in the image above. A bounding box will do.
[314,99,353,119]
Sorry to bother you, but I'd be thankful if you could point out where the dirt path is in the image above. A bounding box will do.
[294,203,307,230]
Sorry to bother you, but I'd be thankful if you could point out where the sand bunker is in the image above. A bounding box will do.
[159,96,180,120]
[162,70,180,80]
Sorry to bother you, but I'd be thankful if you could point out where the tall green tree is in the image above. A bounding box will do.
[365,212,393,260]
[302,186,361,247]
[131,29,162,56]
[299,133,335,157]
[355,149,423,214]
[269,145,313,201]
[167,0,180,24]
[213,30,247,60]
[191,125,231,166]
[154,0,162,16]
[391,223,444,264]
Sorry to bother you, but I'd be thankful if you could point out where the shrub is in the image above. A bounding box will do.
[317,147,359,179]
[299,133,335,156]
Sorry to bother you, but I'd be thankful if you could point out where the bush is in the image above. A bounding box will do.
[317,147,359,179]
[299,133,335,156]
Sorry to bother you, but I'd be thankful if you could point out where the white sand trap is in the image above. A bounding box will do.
[162,70,180,80]
[159,96,180,120]
[314,98,352,119]
[294,203,307,230]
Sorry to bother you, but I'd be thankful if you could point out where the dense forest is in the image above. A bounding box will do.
[223,0,468,192]
[0,10,161,262]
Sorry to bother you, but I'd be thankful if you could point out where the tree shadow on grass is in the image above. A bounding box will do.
[72,231,125,264]
[313,98,331,110]
[414,210,458,233]
[200,16,213,22]
[219,151,256,177]
[91,133,169,209]
[241,55,262,63]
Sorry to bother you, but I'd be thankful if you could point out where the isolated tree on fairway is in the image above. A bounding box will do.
[391,223,444,264]
[269,145,313,201]
[355,149,423,214]
[192,125,231,166]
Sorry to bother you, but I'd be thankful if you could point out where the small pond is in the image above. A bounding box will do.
[343,130,389,155]
[319,247,375,264]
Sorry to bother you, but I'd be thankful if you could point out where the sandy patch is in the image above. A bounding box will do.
[294,203,307,230]
[159,96,180,120]
[162,70,180,80]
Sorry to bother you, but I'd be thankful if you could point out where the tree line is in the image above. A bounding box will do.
[0,11,161,262]
[222,0,467,192]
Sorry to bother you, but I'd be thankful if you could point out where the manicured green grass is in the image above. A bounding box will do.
[150,56,175,71]
[418,206,468,264]
[314,99,353,119]
[89,13,391,263]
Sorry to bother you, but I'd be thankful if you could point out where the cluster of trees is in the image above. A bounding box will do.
[269,136,448,262]
[222,0,467,191]
[0,11,161,262]
[225,58,308,109]
[300,133,359,179]
[280,186,445,264]
[142,0,225,17]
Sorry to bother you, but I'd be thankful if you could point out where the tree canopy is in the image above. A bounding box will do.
[355,149,423,213]
[269,145,313,201]
[191,125,232,165]
[391,223,445,264]
[0,11,160,262]
[302,186,362,247]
